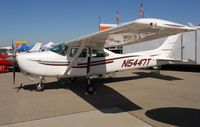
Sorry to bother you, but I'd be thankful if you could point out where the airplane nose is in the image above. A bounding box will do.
[16,54,25,63]
[16,54,25,70]
[16,53,43,75]
[16,54,32,73]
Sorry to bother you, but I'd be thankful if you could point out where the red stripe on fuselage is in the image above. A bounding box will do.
[39,63,70,66]
[38,55,140,67]
[73,61,113,68]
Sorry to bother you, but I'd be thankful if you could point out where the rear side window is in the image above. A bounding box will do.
[79,49,87,58]
[92,49,109,58]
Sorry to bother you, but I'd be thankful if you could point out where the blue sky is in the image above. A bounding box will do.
[0,0,200,46]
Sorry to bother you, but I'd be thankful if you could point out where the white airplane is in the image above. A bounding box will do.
[40,42,56,51]
[29,42,42,52]
[14,18,195,94]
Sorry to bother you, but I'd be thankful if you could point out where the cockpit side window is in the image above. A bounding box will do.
[50,44,68,56]
[69,48,78,57]
[69,48,87,58]
[92,49,109,58]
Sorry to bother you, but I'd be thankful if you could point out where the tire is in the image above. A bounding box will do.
[86,85,96,95]
[36,83,44,91]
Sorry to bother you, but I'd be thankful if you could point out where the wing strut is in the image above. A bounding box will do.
[63,42,86,75]
[85,48,96,94]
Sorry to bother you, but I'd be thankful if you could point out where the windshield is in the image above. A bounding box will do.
[50,44,68,56]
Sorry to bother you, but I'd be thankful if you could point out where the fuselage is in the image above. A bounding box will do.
[16,44,157,78]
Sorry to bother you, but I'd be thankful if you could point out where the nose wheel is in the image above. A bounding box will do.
[36,77,45,91]
[36,83,44,91]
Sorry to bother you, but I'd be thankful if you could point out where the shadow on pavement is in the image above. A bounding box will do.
[146,107,200,127]
[133,71,183,81]
[14,77,143,113]
[14,72,183,113]
[161,64,200,72]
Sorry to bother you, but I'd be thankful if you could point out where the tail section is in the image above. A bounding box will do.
[150,34,180,59]
[153,34,195,65]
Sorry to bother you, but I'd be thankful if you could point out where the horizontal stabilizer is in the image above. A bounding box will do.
[157,59,196,66]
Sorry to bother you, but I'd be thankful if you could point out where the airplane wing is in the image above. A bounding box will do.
[63,18,195,75]
[65,18,195,48]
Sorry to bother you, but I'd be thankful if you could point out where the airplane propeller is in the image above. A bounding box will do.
[12,41,16,85]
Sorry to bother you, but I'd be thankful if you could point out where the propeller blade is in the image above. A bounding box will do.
[12,41,16,59]
[11,40,17,85]
[13,62,16,85]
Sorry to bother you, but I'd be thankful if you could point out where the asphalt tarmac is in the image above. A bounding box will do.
[0,69,200,127]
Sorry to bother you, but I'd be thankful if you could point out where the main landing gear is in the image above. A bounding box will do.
[85,77,96,95]
[36,77,45,91]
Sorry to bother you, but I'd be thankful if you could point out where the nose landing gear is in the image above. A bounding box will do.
[36,77,45,91]
[36,83,44,91]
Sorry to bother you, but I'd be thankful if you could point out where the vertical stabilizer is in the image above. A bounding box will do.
[152,34,180,58]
